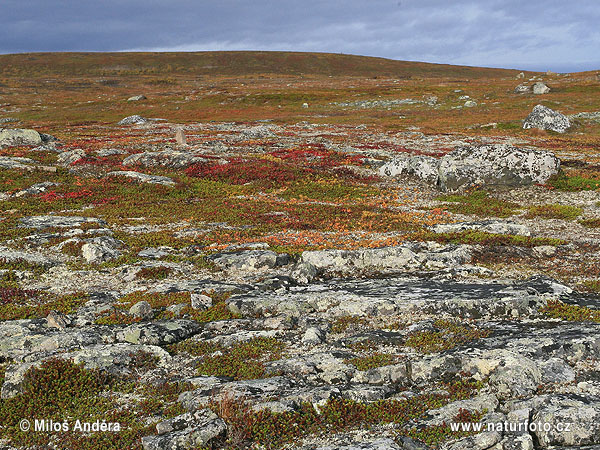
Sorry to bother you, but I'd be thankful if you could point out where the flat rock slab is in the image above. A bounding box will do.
[0,156,37,169]
[107,170,175,186]
[227,275,571,320]
[122,151,211,169]
[117,320,202,345]
[0,246,59,267]
[19,215,106,229]
[430,220,531,236]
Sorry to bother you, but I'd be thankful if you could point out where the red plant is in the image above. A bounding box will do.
[185,158,308,187]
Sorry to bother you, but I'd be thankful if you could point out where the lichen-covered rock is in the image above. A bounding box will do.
[0,156,36,169]
[0,246,58,268]
[118,115,149,125]
[514,83,532,94]
[430,220,531,237]
[533,81,550,94]
[122,151,211,169]
[117,320,201,345]
[1,343,170,398]
[523,104,570,133]
[57,149,86,165]
[437,144,560,192]
[512,394,600,448]
[379,155,440,183]
[107,170,175,186]
[0,128,43,147]
[208,250,283,272]
[81,236,123,263]
[19,215,106,229]
[142,409,226,450]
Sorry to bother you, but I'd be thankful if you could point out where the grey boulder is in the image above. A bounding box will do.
[0,129,43,147]
[437,144,560,192]
[523,105,570,133]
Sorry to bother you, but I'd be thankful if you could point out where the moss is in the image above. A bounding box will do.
[579,218,600,228]
[0,359,155,449]
[135,265,173,280]
[60,240,85,257]
[417,230,565,247]
[399,408,486,447]
[578,280,600,293]
[345,353,396,371]
[435,190,520,218]
[546,172,600,191]
[405,320,491,354]
[213,377,482,449]
[541,299,600,322]
[331,315,369,333]
[526,204,583,220]
[196,337,285,380]
[0,289,88,321]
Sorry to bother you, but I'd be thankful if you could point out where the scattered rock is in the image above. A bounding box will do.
[430,220,531,236]
[142,409,226,450]
[175,128,187,146]
[19,215,106,229]
[118,115,149,125]
[533,82,551,94]
[81,236,123,263]
[122,151,210,169]
[129,301,154,320]
[437,144,561,192]
[0,156,36,169]
[523,104,571,133]
[464,100,477,107]
[57,149,86,165]
[127,95,147,102]
[0,128,43,147]
[514,84,532,94]
[106,170,176,186]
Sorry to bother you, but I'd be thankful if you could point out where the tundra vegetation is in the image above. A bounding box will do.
[0,52,600,449]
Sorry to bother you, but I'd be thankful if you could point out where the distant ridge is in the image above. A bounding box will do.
[0,51,527,78]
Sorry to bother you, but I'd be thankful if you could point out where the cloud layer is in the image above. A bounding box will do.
[1,0,598,71]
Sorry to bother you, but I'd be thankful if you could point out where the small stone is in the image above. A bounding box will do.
[514,83,532,94]
[106,171,175,186]
[46,311,70,329]
[302,102,309,108]
[127,95,146,102]
[175,128,187,146]
[191,294,213,310]
[118,115,148,125]
[129,301,154,320]
[516,72,525,79]
[302,327,325,345]
[464,100,477,107]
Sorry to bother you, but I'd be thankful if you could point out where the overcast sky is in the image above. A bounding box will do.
[1,0,598,72]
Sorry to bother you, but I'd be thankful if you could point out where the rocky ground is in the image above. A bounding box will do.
[1,54,600,450]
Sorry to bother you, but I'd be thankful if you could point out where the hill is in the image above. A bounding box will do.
[0,51,526,79]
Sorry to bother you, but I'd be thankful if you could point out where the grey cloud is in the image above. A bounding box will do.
[0,0,598,71]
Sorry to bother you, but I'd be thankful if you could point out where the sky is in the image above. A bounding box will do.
[1,0,599,72]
